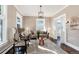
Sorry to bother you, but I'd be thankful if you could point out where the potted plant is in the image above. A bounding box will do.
[37,30,40,39]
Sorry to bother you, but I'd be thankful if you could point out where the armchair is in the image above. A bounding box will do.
[29,31,37,40]
[13,28,28,54]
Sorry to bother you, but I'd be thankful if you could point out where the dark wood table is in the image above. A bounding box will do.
[12,35,30,54]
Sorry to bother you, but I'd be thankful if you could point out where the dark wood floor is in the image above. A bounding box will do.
[49,37,79,54]
[61,44,79,54]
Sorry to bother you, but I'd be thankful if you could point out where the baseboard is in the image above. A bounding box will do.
[64,42,79,51]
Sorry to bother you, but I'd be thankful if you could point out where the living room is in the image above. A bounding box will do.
[0,5,79,54]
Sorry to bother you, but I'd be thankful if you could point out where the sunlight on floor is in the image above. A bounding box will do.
[38,45,58,54]
[29,42,32,44]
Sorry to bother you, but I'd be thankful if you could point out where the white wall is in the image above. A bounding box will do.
[53,5,79,51]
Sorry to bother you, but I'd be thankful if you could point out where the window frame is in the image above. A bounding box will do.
[36,18,45,31]
[16,12,23,28]
[0,5,7,46]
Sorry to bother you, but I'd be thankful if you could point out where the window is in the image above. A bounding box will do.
[16,12,22,28]
[16,17,21,28]
[0,5,3,42]
[36,19,45,31]
[0,19,3,42]
[0,5,1,15]
[0,5,7,45]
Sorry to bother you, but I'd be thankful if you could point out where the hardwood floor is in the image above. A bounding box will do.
[6,36,79,54]
[27,39,67,54]
[49,37,79,54]
[6,39,67,54]
[61,44,79,54]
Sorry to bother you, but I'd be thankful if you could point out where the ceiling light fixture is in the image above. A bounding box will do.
[38,5,44,19]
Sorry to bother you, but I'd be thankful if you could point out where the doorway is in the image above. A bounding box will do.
[53,14,66,46]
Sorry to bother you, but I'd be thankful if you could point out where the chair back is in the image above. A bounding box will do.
[14,28,20,42]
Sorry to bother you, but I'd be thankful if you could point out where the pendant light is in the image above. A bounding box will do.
[38,5,44,19]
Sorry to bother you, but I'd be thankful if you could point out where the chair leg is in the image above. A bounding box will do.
[25,40,27,54]
[13,44,15,54]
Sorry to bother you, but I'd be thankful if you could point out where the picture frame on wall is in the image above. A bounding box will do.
[70,16,79,30]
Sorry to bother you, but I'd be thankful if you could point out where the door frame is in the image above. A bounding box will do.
[53,14,66,43]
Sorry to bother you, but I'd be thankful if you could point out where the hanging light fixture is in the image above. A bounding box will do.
[38,5,44,19]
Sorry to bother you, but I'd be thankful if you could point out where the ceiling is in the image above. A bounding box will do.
[15,5,67,17]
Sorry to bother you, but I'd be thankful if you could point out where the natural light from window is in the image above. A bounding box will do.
[0,5,7,45]
[36,19,45,31]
